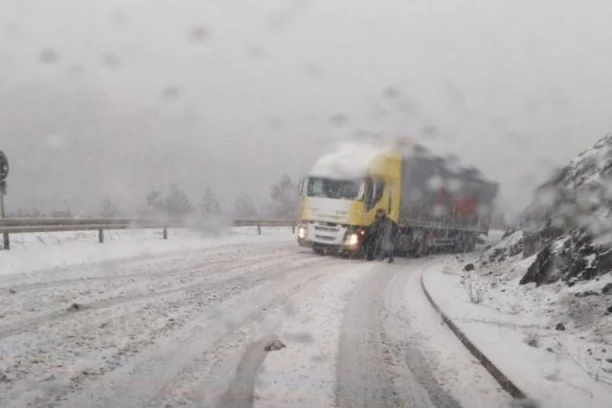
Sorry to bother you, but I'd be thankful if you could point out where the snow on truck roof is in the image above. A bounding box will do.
[309,142,388,179]
[309,141,496,185]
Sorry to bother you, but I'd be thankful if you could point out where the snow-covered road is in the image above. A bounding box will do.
[0,236,512,408]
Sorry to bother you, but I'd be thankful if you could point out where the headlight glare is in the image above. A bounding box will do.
[298,226,307,239]
[346,233,359,246]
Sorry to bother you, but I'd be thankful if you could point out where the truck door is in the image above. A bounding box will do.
[365,176,385,215]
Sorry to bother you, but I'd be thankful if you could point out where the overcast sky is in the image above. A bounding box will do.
[1,0,611,217]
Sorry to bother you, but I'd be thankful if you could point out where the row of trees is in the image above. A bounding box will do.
[99,174,300,220]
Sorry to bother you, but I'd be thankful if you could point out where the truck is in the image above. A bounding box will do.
[296,139,499,257]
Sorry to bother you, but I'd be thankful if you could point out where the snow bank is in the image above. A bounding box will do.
[423,256,612,408]
[0,226,294,276]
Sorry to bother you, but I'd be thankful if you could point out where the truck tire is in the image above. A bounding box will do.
[467,237,476,252]
[313,246,326,255]
[411,239,426,258]
[349,246,366,260]
[457,234,476,253]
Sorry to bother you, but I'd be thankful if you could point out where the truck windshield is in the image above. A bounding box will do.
[306,177,364,200]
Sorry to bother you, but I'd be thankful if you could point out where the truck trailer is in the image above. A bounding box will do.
[296,140,499,257]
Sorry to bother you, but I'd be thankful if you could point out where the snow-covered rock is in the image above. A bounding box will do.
[488,134,612,287]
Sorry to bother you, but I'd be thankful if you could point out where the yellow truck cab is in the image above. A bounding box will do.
[297,142,403,256]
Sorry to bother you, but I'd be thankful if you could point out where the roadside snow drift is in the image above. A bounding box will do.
[424,253,612,408]
[0,226,292,276]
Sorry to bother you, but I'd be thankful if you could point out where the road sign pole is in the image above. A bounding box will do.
[0,151,10,249]
[0,183,9,250]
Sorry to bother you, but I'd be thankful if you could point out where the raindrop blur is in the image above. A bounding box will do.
[329,114,349,127]
[408,188,424,202]
[397,98,419,115]
[266,116,285,131]
[266,0,308,30]
[476,204,492,217]
[161,86,181,102]
[245,45,267,61]
[100,53,121,68]
[189,25,210,43]
[39,48,59,64]
[302,63,324,80]
[383,87,400,99]
[110,10,128,26]
[442,81,465,108]
[427,176,444,191]
[490,115,508,130]
[432,204,447,217]
[420,124,439,139]
[446,178,462,193]
[66,64,86,77]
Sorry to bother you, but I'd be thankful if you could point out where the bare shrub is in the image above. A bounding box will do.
[462,270,487,304]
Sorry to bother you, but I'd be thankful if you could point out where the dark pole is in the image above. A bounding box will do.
[0,181,9,250]
[0,151,9,250]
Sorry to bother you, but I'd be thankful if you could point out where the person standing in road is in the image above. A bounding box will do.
[363,210,381,261]
[371,208,397,263]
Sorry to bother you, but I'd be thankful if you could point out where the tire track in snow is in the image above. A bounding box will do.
[335,260,462,408]
[1,250,328,408]
[216,336,281,408]
[253,262,373,408]
[0,247,299,326]
[2,254,327,405]
[382,262,463,408]
[0,250,314,340]
[335,266,398,407]
[1,242,297,290]
[147,260,358,408]
[54,257,342,408]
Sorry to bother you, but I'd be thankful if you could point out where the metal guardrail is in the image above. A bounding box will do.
[0,218,297,250]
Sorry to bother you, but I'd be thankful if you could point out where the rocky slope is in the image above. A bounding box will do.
[489,134,612,288]
[454,135,612,394]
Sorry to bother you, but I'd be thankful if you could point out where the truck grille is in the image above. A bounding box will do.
[314,235,335,241]
[314,225,338,232]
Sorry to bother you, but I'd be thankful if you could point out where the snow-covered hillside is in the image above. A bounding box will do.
[467,135,612,397]
[502,134,612,286]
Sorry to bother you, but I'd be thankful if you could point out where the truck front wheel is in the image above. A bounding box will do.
[313,246,326,255]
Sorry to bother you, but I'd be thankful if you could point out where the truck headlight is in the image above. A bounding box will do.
[346,233,359,247]
[297,225,307,239]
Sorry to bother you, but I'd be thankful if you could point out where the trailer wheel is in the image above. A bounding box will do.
[466,237,476,252]
[457,234,476,253]
[411,239,426,258]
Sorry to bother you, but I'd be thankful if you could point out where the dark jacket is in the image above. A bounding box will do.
[370,214,397,252]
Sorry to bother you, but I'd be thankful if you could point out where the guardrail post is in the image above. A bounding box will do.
[292,224,295,233]
[98,229,104,243]
[163,227,168,240]
[257,224,261,235]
